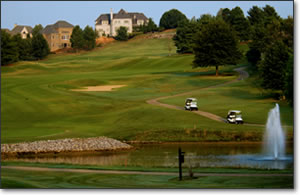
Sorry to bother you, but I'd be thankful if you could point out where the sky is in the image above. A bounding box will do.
[1,1,294,30]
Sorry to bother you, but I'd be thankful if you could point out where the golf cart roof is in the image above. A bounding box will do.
[228,110,242,114]
[186,98,197,101]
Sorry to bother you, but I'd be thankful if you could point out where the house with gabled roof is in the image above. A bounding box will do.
[95,8,149,37]
[41,20,74,52]
[10,24,33,39]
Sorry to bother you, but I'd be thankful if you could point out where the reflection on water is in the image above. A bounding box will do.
[3,143,294,169]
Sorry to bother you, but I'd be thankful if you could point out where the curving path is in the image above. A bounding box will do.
[146,67,256,124]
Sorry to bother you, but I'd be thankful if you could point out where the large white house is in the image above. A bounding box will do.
[95,8,149,37]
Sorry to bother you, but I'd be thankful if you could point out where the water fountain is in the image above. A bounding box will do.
[263,103,286,160]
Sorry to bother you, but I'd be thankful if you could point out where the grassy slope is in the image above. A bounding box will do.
[1,32,293,143]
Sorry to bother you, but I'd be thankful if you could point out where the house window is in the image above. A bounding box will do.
[52,35,54,39]
[61,35,69,40]
[124,20,129,24]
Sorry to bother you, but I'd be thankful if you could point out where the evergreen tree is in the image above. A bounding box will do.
[1,30,19,65]
[193,19,242,76]
[31,33,50,60]
[281,16,293,49]
[259,41,289,91]
[284,55,293,106]
[115,27,129,41]
[247,6,265,26]
[220,7,251,41]
[12,34,34,61]
[159,9,188,29]
[83,25,96,50]
[173,19,200,54]
[70,25,85,51]
[32,24,43,36]
[144,18,158,33]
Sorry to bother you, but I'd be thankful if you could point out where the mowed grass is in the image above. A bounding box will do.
[1,32,293,143]
[1,167,293,188]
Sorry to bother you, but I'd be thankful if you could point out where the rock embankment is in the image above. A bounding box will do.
[1,137,132,156]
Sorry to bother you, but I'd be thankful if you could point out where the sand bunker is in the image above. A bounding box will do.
[72,85,126,92]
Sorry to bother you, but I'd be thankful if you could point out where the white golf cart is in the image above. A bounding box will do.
[227,110,244,124]
[185,98,198,111]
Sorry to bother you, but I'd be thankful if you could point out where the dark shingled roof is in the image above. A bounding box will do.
[2,28,11,33]
[10,25,32,35]
[41,20,74,34]
[95,9,148,25]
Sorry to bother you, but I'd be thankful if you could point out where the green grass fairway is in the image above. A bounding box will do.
[1,32,293,143]
[1,167,293,188]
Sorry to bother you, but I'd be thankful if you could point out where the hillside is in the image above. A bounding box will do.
[1,31,293,144]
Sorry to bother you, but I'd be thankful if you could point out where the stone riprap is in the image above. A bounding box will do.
[1,137,132,156]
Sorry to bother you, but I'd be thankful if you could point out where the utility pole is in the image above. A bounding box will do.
[178,147,185,180]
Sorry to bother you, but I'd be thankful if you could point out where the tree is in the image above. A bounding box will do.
[259,41,289,91]
[12,34,34,61]
[115,26,129,41]
[281,16,293,49]
[173,19,200,54]
[193,19,242,76]
[1,30,19,65]
[246,47,261,68]
[70,25,84,51]
[32,24,43,36]
[159,9,188,29]
[229,7,251,41]
[219,7,251,41]
[247,6,265,26]
[263,5,280,26]
[31,33,50,60]
[144,18,158,33]
[83,25,96,50]
[284,55,293,105]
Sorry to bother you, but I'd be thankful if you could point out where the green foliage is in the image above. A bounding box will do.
[219,6,251,41]
[281,16,293,49]
[83,25,97,50]
[115,26,129,41]
[71,25,97,51]
[135,18,158,33]
[259,41,289,91]
[247,6,265,26]
[246,47,261,68]
[193,19,242,75]
[173,19,200,54]
[12,34,34,61]
[159,9,188,29]
[1,30,19,65]
[31,33,50,60]
[70,25,85,51]
[284,55,294,106]
[32,24,43,36]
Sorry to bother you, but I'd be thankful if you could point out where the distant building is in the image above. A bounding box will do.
[95,8,149,37]
[2,28,11,34]
[10,24,33,39]
[41,20,74,52]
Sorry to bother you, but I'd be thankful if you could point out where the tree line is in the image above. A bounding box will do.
[1,25,50,66]
[170,5,293,105]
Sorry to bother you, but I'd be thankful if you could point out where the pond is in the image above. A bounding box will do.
[3,142,293,170]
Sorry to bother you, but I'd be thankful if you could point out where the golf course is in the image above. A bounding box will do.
[1,30,293,144]
[1,30,294,188]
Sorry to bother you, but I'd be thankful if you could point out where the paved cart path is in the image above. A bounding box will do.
[2,166,293,177]
[146,67,271,127]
